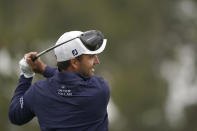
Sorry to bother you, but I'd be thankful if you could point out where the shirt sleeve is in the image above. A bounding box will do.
[43,66,57,78]
[9,66,57,125]
[9,75,35,125]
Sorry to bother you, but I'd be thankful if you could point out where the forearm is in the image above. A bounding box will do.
[12,75,32,98]
[20,52,57,78]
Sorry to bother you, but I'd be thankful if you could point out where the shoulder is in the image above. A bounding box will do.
[90,76,110,100]
[90,76,109,88]
[93,76,107,83]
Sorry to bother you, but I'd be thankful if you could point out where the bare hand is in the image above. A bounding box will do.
[25,52,47,74]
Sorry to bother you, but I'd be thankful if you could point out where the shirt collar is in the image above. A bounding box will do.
[53,71,90,83]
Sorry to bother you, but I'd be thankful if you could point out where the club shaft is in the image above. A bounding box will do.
[31,37,78,61]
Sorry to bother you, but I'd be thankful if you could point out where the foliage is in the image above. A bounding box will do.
[1,0,197,131]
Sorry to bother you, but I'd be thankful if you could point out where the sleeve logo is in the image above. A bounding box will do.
[19,97,24,109]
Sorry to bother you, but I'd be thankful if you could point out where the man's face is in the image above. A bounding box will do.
[77,54,100,77]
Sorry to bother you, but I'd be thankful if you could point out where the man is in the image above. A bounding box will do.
[9,30,110,131]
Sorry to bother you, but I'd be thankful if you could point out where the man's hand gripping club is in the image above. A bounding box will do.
[19,52,46,78]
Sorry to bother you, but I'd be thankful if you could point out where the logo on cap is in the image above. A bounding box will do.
[72,49,78,56]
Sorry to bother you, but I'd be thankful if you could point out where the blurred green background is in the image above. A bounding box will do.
[1,0,197,131]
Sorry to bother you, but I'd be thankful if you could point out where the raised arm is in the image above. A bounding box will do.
[9,52,57,125]
[9,75,35,125]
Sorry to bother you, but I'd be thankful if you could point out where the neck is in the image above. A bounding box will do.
[60,66,78,73]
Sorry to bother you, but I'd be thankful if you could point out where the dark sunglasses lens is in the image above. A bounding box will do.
[80,30,104,51]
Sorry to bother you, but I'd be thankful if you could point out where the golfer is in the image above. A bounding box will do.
[9,30,110,131]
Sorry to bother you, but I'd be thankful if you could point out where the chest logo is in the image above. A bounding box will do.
[57,86,72,96]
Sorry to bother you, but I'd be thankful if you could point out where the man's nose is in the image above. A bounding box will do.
[94,55,100,65]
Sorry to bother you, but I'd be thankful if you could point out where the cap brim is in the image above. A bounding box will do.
[83,39,107,55]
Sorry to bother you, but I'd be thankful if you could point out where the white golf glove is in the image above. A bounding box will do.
[19,58,35,78]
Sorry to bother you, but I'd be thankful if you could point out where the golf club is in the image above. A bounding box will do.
[31,37,78,62]
[31,30,104,62]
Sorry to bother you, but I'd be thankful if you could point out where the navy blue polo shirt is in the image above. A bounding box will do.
[9,66,110,131]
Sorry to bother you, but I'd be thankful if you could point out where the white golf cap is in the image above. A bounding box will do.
[54,30,107,62]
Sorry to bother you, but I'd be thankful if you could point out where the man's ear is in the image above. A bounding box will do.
[70,58,79,69]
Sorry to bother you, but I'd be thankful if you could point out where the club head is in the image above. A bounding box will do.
[80,30,104,51]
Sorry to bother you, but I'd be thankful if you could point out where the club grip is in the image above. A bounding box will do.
[31,56,38,62]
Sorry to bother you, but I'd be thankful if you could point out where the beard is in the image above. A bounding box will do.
[79,66,95,77]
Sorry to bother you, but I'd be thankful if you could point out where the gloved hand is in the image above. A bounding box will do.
[19,58,35,78]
